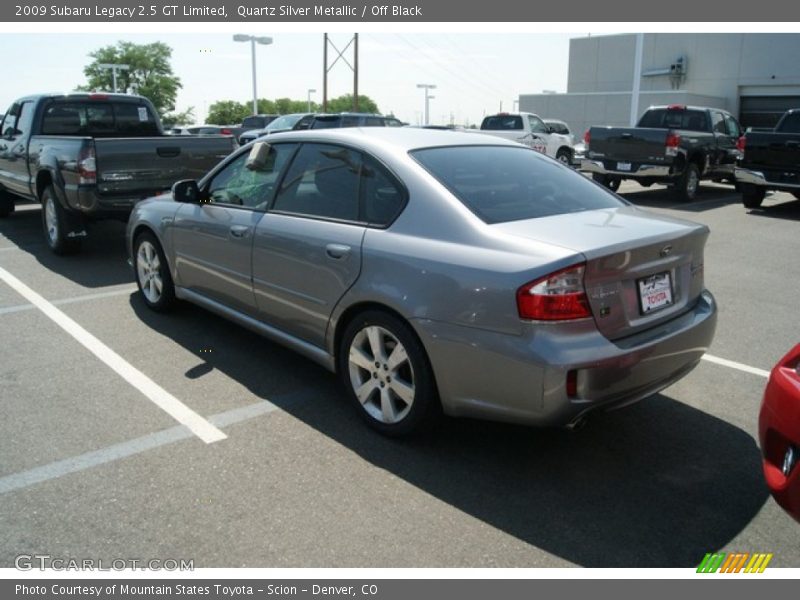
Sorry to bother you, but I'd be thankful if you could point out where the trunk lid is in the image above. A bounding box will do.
[494,207,709,340]
[588,126,670,165]
[743,131,800,170]
[94,136,235,197]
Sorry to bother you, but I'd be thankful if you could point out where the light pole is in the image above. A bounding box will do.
[97,63,130,93]
[307,88,316,112]
[233,34,273,115]
[417,84,436,126]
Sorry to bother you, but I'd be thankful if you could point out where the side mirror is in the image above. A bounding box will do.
[246,141,272,171]
[172,179,200,203]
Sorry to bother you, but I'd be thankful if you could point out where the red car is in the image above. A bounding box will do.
[759,344,800,522]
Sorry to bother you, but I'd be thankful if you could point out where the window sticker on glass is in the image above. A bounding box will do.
[138,107,148,122]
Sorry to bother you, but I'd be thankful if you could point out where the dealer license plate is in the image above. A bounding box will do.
[638,272,673,314]
[617,161,632,171]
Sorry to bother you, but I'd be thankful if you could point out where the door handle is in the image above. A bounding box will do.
[229,225,250,239]
[326,243,351,259]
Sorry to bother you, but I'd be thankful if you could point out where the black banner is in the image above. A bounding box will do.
[2,0,798,22]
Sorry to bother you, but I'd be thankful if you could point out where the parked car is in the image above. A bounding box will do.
[583,105,742,199]
[477,112,575,164]
[0,93,237,253]
[309,113,405,129]
[127,128,717,436]
[759,344,800,523]
[735,108,800,208]
[238,113,316,145]
[241,114,279,131]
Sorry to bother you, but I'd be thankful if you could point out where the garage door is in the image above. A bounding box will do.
[740,95,800,130]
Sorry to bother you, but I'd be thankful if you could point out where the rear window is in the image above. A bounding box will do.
[41,101,160,136]
[242,115,277,129]
[777,112,800,134]
[411,146,624,224]
[480,115,523,130]
[638,109,709,132]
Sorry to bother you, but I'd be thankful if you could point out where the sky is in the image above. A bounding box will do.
[0,32,587,126]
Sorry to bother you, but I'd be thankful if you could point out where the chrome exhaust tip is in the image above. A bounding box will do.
[566,415,588,432]
[783,446,797,477]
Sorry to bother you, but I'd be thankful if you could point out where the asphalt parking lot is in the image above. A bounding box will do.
[1,181,798,569]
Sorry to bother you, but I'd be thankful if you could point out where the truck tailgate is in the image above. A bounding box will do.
[94,136,235,196]
[743,132,800,170]
[589,127,669,164]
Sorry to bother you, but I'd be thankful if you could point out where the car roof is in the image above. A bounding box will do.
[263,126,520,152]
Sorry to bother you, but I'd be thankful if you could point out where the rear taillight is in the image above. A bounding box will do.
[77,145,96,185]
[665,132,681,157]
[516,264,592,321]
[737,135,746,152]
[583,129,591,145]
[220,128,232,135]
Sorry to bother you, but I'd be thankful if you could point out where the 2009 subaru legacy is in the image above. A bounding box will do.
[126,128,717,436]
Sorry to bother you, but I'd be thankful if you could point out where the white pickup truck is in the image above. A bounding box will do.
[477,112,574,164]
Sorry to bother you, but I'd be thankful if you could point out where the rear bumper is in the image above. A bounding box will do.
[414,290,717,427]
[68,185,159,220]
[582,159,672,179]
[735,167,800,191]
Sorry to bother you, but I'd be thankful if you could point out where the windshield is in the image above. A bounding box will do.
[411,146,624,224]
[265,114,305,131]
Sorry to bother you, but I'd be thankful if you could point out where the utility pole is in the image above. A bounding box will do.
[417,84,436,125]
[323,33,359,113]
[97,63,130,93]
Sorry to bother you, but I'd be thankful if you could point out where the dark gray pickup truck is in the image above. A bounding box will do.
[0,93,236,254]
[582,105,743,200]
[735,108,800,208]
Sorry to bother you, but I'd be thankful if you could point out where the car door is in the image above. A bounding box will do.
[709,110,733,175]
[0,100,34,197]
[171,142,297,315]
[527,115,550,156]
[252,142,367,348]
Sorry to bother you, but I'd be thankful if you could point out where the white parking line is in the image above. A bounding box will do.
[0,285,136,316]
[702,354,770,378]
[0,266,226,444]
[0,400,280,495]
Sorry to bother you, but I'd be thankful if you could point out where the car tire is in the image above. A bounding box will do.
[0,190,14,218]
[792,192,800,201]
[677,163,700,202]
[742,185,766,208]
[133,231,176,312]
[592,173,620,192]
[41,185,80,255]
[555,148,572,166]
[338,310,440,437]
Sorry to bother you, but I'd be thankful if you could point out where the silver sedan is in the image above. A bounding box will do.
[126,128,717,436]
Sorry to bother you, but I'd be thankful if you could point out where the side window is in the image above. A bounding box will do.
[361,155,405,226]
[363,117,383,127]
[529,116,548,134]
[14,102,34,138]
[1,104,18,137]
[385,118,404,127]
[711,111,727,134]
[207,143,297,210]
[273,143,361,222]
[724,114,741,138]
[294,115,313,130]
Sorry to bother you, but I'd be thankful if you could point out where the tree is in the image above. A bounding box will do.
[206,101,250,125]
[162,107,195,128]
[81,41,182,118]
[325,94,379,114]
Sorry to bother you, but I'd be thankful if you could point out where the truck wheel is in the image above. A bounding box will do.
[338,310,441,437]
[742,185,766,208]
[792,192,800,201]
[134,232,176,312]
[607,178,621,192]
[677,164,700,201]
[592,173,620,192]
[0,191,14,218]
[555,148,572,165]
[41,186,80,255]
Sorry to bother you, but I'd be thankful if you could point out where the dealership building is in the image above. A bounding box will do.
[520,33,800,137]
